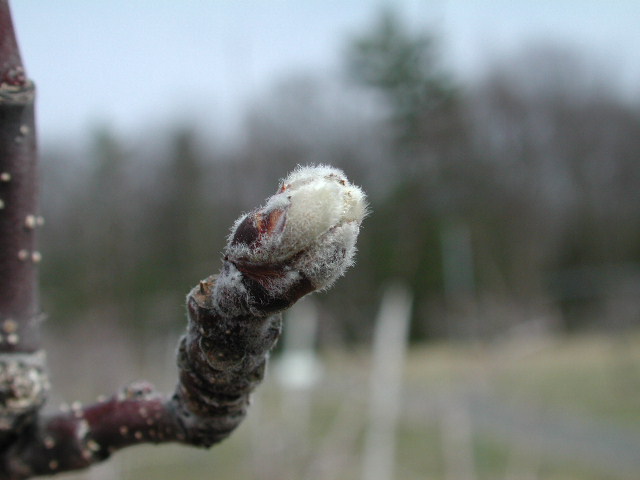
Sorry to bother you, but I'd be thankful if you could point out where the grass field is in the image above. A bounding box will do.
[52,331,640,480]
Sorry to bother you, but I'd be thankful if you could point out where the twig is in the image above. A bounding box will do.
[0,0,40,346]
[0,0,48,454]
[0,165,367,478]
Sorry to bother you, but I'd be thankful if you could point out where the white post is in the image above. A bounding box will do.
[361,283,412,480]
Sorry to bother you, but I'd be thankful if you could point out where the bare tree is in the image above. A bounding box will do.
[0,4,367,478]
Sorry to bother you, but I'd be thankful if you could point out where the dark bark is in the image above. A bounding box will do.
[0,0,41,353]
[0,0,48,457]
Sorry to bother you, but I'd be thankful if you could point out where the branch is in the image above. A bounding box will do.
[0,0,48,452]
[0,0,40,340]
[0,166,367,478]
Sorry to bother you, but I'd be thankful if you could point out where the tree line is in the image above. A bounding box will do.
[39,11,640,343]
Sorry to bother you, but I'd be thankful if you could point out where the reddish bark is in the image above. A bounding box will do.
[0,1,47,462]
[0,0,41,354]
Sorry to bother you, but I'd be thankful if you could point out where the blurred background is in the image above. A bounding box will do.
[11,1,640,479]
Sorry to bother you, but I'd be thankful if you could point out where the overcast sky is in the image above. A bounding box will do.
[10,1,640,145]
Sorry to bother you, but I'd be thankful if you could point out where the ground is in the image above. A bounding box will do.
[49,329,640,480]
